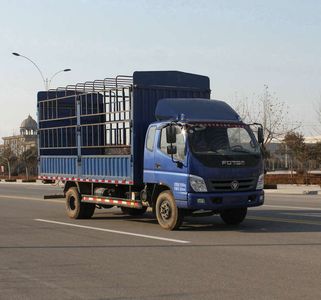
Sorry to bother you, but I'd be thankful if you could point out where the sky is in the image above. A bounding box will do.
[0,0,321,140]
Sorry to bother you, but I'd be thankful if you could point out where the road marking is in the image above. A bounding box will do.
[281,212,321,217]
[247,216,321,226]
[262,204,321,211]
[34,219,190,244]
[0,195,63,203]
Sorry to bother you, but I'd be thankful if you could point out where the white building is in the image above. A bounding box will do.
[2,115,37,155]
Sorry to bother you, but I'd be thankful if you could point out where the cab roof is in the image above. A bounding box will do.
[155,98,241,122]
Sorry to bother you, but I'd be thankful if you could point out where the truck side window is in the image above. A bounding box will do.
[160,126,185,161]
[146,126,156,151]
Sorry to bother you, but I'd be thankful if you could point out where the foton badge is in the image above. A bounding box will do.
[231,180,239,190]
[222,160,245,166]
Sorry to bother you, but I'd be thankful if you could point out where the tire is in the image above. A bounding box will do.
[155,191,183,230]
[81,203,96,219]
[65,187,95,219]
[220,207,247,225]
[121,206,147,216]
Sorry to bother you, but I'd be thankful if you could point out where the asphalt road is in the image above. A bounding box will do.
[1,183,321,300]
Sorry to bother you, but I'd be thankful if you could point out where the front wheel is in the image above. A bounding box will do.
[155,191,183,230]
[220,207,247,225]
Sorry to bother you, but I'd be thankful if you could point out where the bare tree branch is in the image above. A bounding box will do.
[233,85,300,146]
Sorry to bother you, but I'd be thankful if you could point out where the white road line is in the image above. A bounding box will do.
[247,216,321,226]
[262,204,321,211]
[34,219,190,244]
[0,195,64,203]
[281,212,321,217]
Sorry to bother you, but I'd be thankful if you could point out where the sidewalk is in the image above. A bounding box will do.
[265,184,321,195]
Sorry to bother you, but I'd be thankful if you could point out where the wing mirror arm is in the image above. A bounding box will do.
[249,123,264,145]
[166,124,185,169]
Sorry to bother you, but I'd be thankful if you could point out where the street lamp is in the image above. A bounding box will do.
[12,52,71,90]
[48,68,71,89]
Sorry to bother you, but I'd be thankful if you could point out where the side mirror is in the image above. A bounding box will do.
[257,127,264,144]
[166,125,176,144]
[167,145,177,155]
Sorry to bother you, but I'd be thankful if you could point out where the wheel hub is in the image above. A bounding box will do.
[69,196,76,210]
[160,200,171,220]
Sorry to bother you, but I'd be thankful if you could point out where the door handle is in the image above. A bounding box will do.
[155,163,161,169]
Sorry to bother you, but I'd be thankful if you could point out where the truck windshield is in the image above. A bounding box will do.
[188,124,260,155]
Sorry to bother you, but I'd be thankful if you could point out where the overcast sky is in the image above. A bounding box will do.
[0,0,321,139]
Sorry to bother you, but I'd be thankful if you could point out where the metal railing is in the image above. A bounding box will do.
[38,75,133,155]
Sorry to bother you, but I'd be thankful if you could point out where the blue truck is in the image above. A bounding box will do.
[38,71,264,230]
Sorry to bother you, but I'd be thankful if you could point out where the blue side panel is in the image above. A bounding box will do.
[82,156,131,180]
[40,156,77,176]
[39,155,131,180]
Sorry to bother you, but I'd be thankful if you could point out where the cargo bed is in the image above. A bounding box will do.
[38,71,210,184]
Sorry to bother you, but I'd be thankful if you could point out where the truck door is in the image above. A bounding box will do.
[143,125,157,182]
[154,125,188,199]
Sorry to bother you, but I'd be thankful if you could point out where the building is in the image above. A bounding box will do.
[2,115,37,155]
[265,136,321,171]
[304,135,321,144]
[0,115,38,177]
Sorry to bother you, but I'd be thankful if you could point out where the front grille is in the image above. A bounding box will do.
[209,177,256,192]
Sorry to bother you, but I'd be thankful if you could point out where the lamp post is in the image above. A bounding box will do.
[12,52,71,90]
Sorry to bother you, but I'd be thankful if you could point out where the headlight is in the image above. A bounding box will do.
[190,175,207,192]
[256,174,264,190]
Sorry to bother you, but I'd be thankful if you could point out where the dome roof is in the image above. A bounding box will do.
[20,115,37,131]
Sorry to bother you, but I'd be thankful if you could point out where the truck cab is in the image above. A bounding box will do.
[143,98,264,229]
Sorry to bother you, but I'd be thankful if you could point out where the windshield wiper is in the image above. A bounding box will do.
[229,147,252,154]
[194,150,219,154]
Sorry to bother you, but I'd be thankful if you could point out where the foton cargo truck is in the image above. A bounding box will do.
[38,71,264,230]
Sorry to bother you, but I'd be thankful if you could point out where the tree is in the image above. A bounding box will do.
[19,147,37,180]
[304,141,321,170]
[0,146,17,180]
[316,95,321,124]
[282,132,306,163]
[234,85,297,146]
[280,131,310,177]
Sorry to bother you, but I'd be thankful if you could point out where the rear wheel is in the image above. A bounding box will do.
[155,191,183,230]
[220,207,247,225]
[121,206,147,216]
[65,187,95,219]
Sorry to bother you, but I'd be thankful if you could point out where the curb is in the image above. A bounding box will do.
[0,179,43,184]
[264,184,321,195]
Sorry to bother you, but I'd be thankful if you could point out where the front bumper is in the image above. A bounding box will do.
[178,190,264,210]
